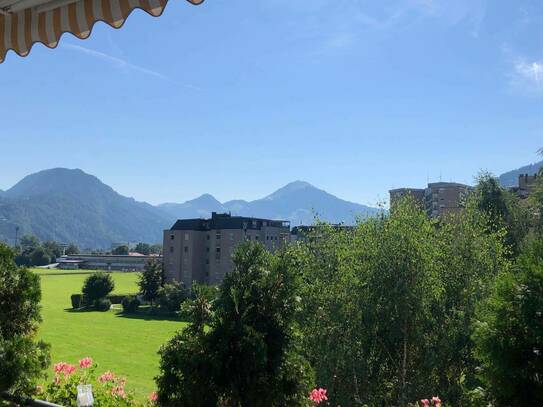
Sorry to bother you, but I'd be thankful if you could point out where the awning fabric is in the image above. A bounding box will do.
[0,0,202,63]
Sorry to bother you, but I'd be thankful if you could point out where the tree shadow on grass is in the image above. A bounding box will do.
[114,310,189,323]
[64,307,98,313]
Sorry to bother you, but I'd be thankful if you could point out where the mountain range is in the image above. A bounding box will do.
[1,161,540,249]
[0,168,380,248]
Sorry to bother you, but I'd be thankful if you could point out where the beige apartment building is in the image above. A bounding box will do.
[163,212,291,287]
[390,182,473,218]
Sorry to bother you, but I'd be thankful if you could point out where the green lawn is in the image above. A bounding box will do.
[35,269,188,399]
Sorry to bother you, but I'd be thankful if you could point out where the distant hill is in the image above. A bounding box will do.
[499,160,543,187]
[0,168,170,248]
[160,181,381,226]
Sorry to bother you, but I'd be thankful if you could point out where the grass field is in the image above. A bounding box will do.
[34,269,188,399]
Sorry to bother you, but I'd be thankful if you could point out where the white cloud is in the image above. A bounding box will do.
[515,60,543,88]
[62,43,201,91]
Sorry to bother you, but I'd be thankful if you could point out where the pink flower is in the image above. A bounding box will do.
[79,357,93,369]
[99,371,115,383]
[53,362,76,377]
[309,388,328,404]
[149,391,158,402]
[111,385,126,399]
[431,396,442,407]
[420,400,430,407]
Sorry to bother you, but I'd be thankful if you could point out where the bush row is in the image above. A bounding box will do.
[71,293,138,309]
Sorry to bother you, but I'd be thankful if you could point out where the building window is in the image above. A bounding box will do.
[184,233,189,241]
[230,232,234,241]
[216,232,221,240]
[169,246,174,253]
[184,246,189,253]
[170,235,174,240]
[207,234,210,240]
[255,236,259,240]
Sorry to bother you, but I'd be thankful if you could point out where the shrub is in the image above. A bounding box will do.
[94,298,111,312]
[157,281,186,313]
[82,272,114,303]
[0,243,50,395]
[107,294,132,305]
[121,296,140,314]
[70,294,85,309]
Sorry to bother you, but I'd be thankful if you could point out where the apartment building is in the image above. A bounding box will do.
[389,182,473,218]
[510,173,539,199]
[163,212,291,287]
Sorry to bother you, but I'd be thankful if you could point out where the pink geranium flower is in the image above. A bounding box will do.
[99,371,115,383]
[420,399,430,407]
[431,396,442,407]
[111,385,126,399]
[309,388,328,404]
[149,391,158,402]
[53,362,76,377]
[79,357,93,369]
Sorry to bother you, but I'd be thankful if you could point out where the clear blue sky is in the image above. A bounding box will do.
[0,0,542,206]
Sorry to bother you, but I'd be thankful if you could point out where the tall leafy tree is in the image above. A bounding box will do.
[473,239,543,406]
[156,242,314,407]
[471,171,530,256]
[0,243,50,396]
[139,259,164,306]
[294,197,509,406]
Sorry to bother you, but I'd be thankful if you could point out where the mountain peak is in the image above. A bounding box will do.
[4,168,105,199]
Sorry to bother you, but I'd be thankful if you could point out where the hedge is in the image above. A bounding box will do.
[70,293,138,308]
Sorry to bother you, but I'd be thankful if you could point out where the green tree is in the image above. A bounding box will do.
[65,243,79,255]
[157,281,186,313]
[112,245,129,255]
[82,272,115,304]
[150,244,163,255]
[30,247,51,266]
[19,235,39,251]
[470,171,530,256]
[0,243,50,396]
[156,242,314,407]
[42,241,62,260]
[138,259,164,306]
[134,243,151,255]
[293,197,509,406]
[473,240,543,406]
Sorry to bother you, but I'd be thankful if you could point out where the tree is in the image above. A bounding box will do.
[150,244,163,255]
[42,241,62,260]
[470,171,530,256]
[157,281,187,313]
[112,245,129,255]
[20,235,39,251]
[0,243,50,396]
[473,240,543,406]
[138,259,164,306]
[82,272,115,304]
[65,243,79,256]
[30,247,51,266]
[134,243,152,255]
[156,242,314,407]
[293,197,509,406]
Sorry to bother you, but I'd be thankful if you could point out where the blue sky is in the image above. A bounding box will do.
[0,0,542,206]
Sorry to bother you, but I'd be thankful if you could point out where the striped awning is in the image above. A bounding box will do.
[0,0,202,63]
